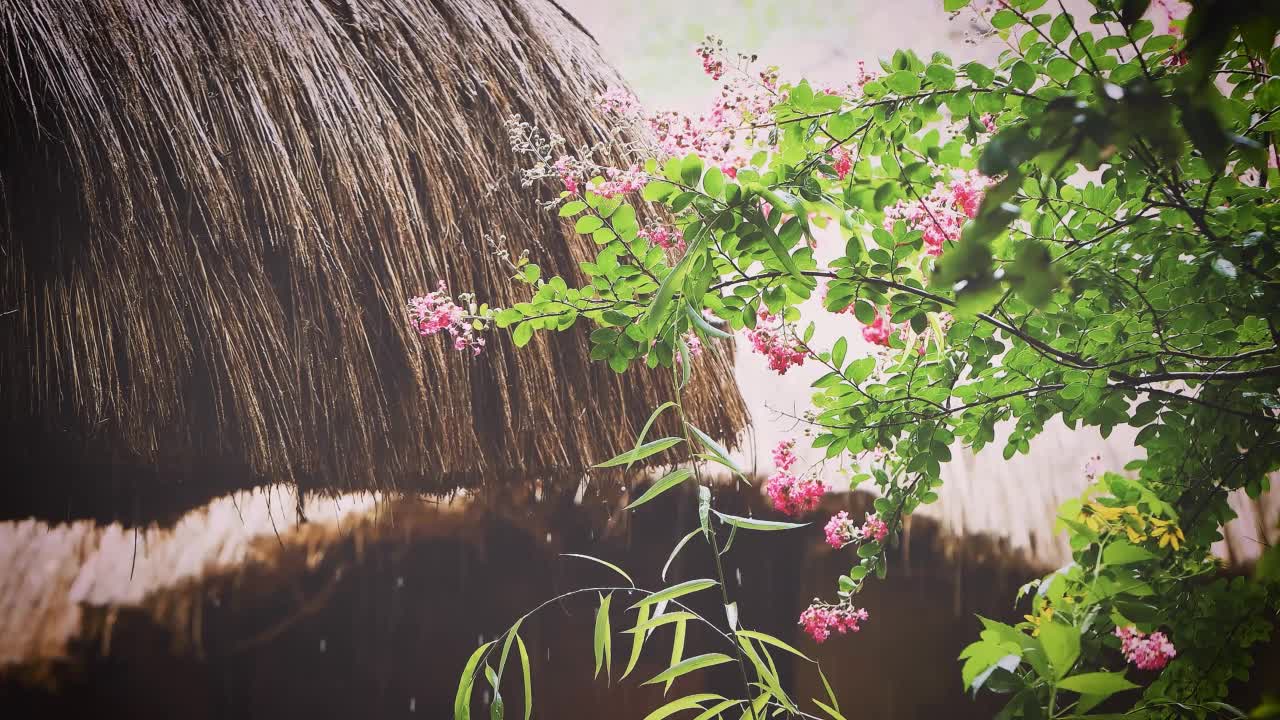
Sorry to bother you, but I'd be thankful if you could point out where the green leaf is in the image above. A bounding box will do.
[642,694,726,720]
[886,70,922,94]
[758,214,808,284]
[512,322,534,348]
[626,469,695,510]
[630,579,719,610]
[680,154,704,187]
[1102,541,1156,565]
[713,511,807,531]
[497,620,523,680]
[625,611,699,635]
[643,181,676,202]
[703,166,725,197]
[735,630,812,662]
[832,337,848,368]
[667,618,687,692]
[575,215,604,234]
[1038,622,1080,681]
[594,437,684,468]
[662,529,702,582]
[686,423,744,475]
[687,303,732,339]
[1056,671,1138,696]
[813,698,849,720]
[515,635,532,720]
[621,604,650,680]
[944,0,971,9]
[593,593,613,680]
[560,553,634,586]
[631,402,678,463]
[643,654,736,688]
[455,641,495,720]
[559,200,587,217]
[690,699,745,720]
[485,665,504,720]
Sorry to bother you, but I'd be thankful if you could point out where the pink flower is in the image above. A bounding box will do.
[746,309,808,374]
[980,112,997,133]
[408,283,486,355]
[882,169,990,256]
[832,146,853,180]
[552,155,580,194]
[860,513,888,543]
[595,164,649,198]
[824,511,858,548]
[765,471,824,517]
[800,603,869,643]
[1115,626,1177,671]
[596,85,640,116]
[637,223,686,254]
[772,438,798,471]
[677,332,703,362]
[861,307,895,347]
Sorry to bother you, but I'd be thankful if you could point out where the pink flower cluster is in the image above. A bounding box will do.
[680,331,703,361]
[596,85,641,117]
[746,309,807,374]
[800,603,869,643]
[552,155,580,194]
[882,170,991,257]
[766,439,824,516]
[860,513,888,543]
[595,164,649,199]
[861,307,898,347]
[646,40,780,174]
[823,511,888,549]
[1115,626,1177,671]
[832,146,853,180]
[980,112,997,133]
[823,511,858,548]
[408,283,485,355]
[637,223,686,254]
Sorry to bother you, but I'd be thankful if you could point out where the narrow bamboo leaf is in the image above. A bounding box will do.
[738,690,772,720]
[713,511,807,531]
[662,529,702,581]
[630,402,677,465]
[665,617,688,693]
[642,694,725,720]
[1056,671,1138,695]
[644,228,709,335]
[497,619,524,678]
[630,579,719,610]
[819,668,841,713]
[643,653,734,688]
[677,336,692,389]
[686,303,732,339]
[690,699,745,720]
[813,698,849,720]
[719,524,738,556]
[485,665,504,720]
[455,641,495,720]
[561,554,634,587]
[735,630,812,662]
[593,593,613,681]
[622,604,650,680]
[623,611,699,635]
[758,214,806,283]
[686,423,743,475]
[697,486,712,538]
[515,635,532,720]
[627,469,694,510]
[594,437,684,468]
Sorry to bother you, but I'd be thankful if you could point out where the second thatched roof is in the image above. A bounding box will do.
[0,0,748,523]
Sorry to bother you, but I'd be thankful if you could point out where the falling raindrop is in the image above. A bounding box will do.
[482,690,491,704]
[409,697,416,712]
[735,568,743,586]
[573,478,587,505]
[545,532,552,544]
[546,648,551,661]
[396,576,404,588]
[319,638,327,653]
[478,634,485,645]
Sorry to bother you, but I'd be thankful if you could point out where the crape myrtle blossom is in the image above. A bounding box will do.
[637,223,686,254]
[882,169,991,257]
[745,308,807,374]
[408,283,485,355]
[824,511,889,549]
[766,439,825,517]
[800,602,869,643]
[1115,626,1177,671]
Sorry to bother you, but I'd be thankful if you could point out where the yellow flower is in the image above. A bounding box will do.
[1150,517,1185,550]
[1124,525,1148,544]
[1024,605,1054,637]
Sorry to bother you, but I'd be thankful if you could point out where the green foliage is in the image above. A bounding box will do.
[457,1,1280,719]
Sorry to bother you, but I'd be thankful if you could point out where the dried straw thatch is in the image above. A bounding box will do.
[0,0,747,523]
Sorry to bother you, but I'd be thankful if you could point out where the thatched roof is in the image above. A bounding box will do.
[2,471,1272,676]
[0,0,748,523]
